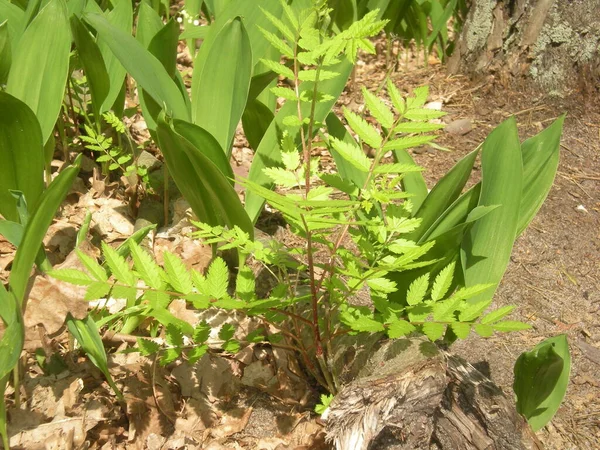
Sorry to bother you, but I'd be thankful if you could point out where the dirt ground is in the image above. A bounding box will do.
[1,44,599,449]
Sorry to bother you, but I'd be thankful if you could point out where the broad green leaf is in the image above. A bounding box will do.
[362,86,393,129]
[173,120,232,182]
[0,220,23,246]
[71,15,110,125]
[0,92,44,222]
[84,12,189,121]
[422,322,445,341]
[135,2,162,48]
[421,183,481,242]
[206,257,228,299]
[245,60,354,222]
[6,0,70,144]
[461,117,522,304]
[517,116,564,236]
[406,273,429,305]
[0,285,23,381]
[431,261,455,301]
[192,3,282,153]
[0,0,24,54]
[9,157,81,304]
[66,314,124,400]
[242,99,275,151]
[0,20,11,85]
[138,18,182,130]
[514,335,570,431]
[97,0,132,112]
[163,251,193,294]
[129,241,164,290]
[409,149,478,241]
[343,107,382,148]
[156,117,253,237]
[394,149,428,212]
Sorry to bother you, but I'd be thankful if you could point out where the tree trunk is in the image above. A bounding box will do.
[323,337,542,450]
[448,0,600,93]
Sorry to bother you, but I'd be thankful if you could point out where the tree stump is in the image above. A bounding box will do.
[323,337,542,450]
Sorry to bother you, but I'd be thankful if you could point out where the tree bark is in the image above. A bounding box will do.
[448,0,600,93]
[324,337,542,450]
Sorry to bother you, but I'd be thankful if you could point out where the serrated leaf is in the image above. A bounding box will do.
[111,285,137,303]
[214,296,247,309]
[330,137,370,172]
[282,114,303,127]
[186,293,211,309]
[207,257,229,299]
[259,58,294,80]
[160,347,181,365]
[383,135,437,151]
[492,321,531,332]
[223,340,240,353]
[298,69,338,82]
[459,299,492,322]
[451,322,471,339]
[163,251,193,294]
[481,305,515,325]
[433,297,462,321]
[137,338,160,356]
[407,86,429,109]
[387,319,415,338]
[406,273,429,306]
[349,316,385,333]
[260,6,295,42]
[263,167,299,187]
[372,163,422,174]
[270,86,297,101]
[362,87,393,129]
[450,284,495,302]
[84,281,111,301]
[193,322,211,343]
[422,322,445,341]
[281,151,300,171]
[76,250,108,282]
[367,278,397,294]
[431,262,455,301]
[343,107,382,148]
[129,240,163,289]
[101,241,136,286]
[258,25,294,58]
[219,323,235,341]
[49,268,94,286]
[187,344,208,364]
[474,323,494,337]
[394,122,444,133]
[165,323,184,347]
[403,109,446,121]
[143,290,171,309]
[387,79,405,114]
[191,270,207,293]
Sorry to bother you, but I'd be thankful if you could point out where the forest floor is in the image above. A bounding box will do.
[1,44,599,449]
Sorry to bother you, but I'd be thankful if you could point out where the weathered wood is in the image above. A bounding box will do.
[324,337,542,450]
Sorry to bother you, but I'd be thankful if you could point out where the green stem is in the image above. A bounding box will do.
[0,376,8,450]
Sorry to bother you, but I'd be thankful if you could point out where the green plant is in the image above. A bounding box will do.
[0,92,80,446]
[514,335,571,431]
